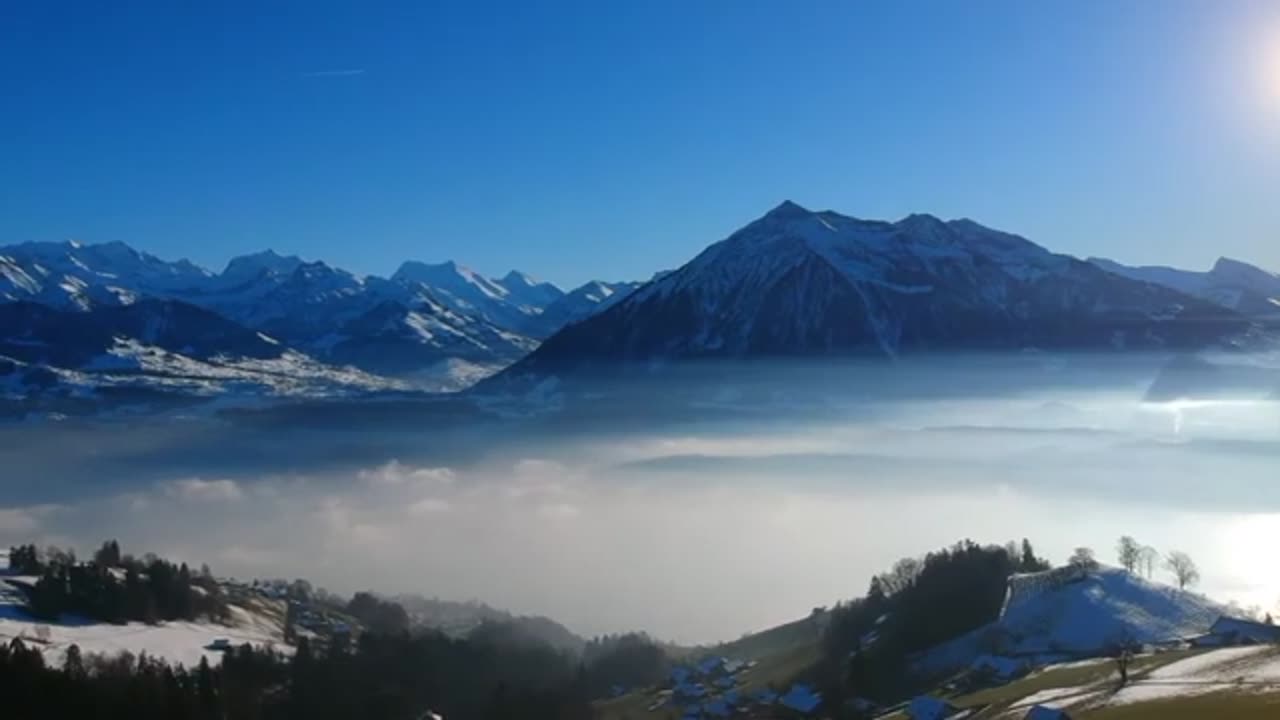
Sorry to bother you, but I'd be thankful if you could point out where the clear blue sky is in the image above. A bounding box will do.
[2,0,1279,287]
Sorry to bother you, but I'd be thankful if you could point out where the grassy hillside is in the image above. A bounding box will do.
[710,612,826,661]
[595,614,825,720]
[880,646,1280,719]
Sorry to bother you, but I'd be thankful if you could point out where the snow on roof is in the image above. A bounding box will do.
[1207,615,1280,643]
[695,655,727,674]
[779,683,822,714]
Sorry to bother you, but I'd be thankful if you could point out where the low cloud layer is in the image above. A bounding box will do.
[2,389,1279,642]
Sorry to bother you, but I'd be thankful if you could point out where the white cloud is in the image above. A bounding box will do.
[536,502,581,519]
[359,460,455,488]
[164,478,244,503]
[407,498,452,516]
[218,544,281,569]
[0,504,60,534]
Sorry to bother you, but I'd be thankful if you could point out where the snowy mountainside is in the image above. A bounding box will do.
[392,260,563,337]
[536,279,643,331]
[0,299,285,367]
[1091,256,1280,318]
[318,298,538,375]
[0,240,211,309]
[915,566,1224,676]
[0,300,412,416]
[218,249,306,285]
[499,270,566,310]
[492,201,1251,386]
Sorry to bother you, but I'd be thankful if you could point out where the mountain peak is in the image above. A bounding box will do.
[222,249,305,279]
[764,200,813,220]
[502,270,537,286]
[1211,256,1275,278]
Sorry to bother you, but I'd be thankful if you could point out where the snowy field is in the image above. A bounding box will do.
[0,576,288,669]
[966,645,1280,718]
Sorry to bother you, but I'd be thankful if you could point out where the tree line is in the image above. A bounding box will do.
[0,560,672,720]
[0,629,594,720]
[818,538,1052,706]
[9,541,227,624]
[0,615,669,720]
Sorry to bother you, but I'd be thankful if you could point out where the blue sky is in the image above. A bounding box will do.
[2,0,1279,287]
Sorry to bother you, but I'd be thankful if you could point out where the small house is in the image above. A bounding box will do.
[779,684,822,714]
[1192,616,1280,647]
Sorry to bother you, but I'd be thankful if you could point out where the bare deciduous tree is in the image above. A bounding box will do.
[1116,536,1142,573]
[1107,631,1141,686]
[1139,545,1158,579]
[1068,547,1098,570]
[1164,550,1200,590]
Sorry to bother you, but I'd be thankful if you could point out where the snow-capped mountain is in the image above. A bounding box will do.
[1090,256,1280,318]
[498,270,566,310]
[536,280,642,331]
[0,240,212,309]
[218,249,306,285]
[494,201,1251,383]
[0,239,639,380]
[391,261,534,334]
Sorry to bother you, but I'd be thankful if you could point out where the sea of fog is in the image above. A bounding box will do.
[2,358,1279,643]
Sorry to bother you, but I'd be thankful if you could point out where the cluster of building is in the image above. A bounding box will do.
[650,656,822,719]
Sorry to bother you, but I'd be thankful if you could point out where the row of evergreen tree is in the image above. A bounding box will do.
[818,538,1052,707]
[0,625,621,720]
[9,541,227,624]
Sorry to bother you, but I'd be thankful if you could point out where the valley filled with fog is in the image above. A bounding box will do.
[2,355,1278,644]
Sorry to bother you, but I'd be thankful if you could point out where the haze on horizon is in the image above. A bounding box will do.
[2,357,1279,643]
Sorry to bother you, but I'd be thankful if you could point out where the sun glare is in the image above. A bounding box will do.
[1267,29,1280,114]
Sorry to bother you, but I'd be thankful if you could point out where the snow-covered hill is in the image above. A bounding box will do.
[0,575,287,668]
[1091,256,1280,319]
[492,202,1252,387]
[915,566,1224,676]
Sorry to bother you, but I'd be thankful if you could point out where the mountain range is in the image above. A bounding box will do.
[0,240,640,414]
[3,202,1277,417]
